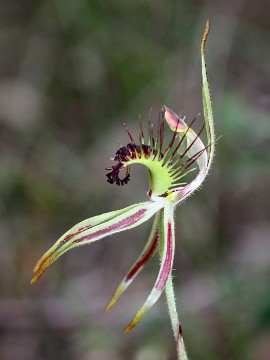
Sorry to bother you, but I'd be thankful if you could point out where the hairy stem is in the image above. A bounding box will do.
[165,275,189,360]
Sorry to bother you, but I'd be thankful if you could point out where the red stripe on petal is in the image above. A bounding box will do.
[126,228,158,281]
[155,221,172,291]
[74,208,147,244]
[63,225,93,241]
[47,225,95,257]
[58,224,93,248]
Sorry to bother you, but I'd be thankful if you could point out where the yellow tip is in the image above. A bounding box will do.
[30,272,41,284]
[201,20,210,54]
[123,307,146,334]
[105,284,126,312]
[29,262,49,284]
[123,321,136,334]
[105,301,113,312]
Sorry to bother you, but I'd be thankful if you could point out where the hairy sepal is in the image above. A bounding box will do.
[124,203,175,333]
[31,202,163,284]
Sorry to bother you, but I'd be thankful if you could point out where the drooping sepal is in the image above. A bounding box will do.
[124,203,175,333]
[31,202,163,284]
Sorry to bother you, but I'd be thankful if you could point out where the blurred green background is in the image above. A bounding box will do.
[0,0,269,359]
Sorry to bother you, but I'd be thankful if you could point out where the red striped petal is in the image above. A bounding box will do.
[124,205,175,333]
[31,202,162,284]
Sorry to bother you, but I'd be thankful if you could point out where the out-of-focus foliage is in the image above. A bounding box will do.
[0,1,269,359]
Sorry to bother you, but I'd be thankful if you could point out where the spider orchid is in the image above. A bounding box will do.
[31,22,214,360]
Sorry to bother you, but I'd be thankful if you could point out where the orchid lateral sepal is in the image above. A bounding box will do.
[124,202,175,333]
[31,201,163,284]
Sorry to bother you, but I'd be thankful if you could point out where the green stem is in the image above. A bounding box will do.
[165,275,189,360]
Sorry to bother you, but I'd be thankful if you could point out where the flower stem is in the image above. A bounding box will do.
[165,275,189,360]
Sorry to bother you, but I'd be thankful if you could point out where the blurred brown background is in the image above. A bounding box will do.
[0,0,270,359]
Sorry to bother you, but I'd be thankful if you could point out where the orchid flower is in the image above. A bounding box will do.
[31,21,215,360]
